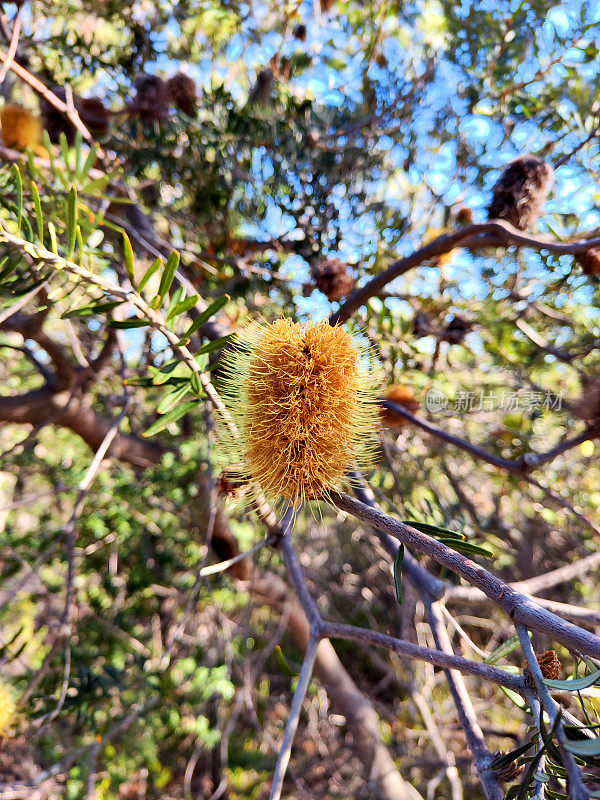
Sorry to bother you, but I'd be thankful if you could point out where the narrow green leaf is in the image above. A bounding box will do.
[122,232,136,286]
[183,294,230,338]
[393,543,404,605]
[108,318,150,329]
[26,148,39,181]
[485,634,523,665]
[149,359,182,385]
[402,520,467,540]
[74,131,83,177]
[143,399,200,437]
[31,181,43,243]
[153,250,180,308]
[490,740,534,770]
[167,294,199,321]
[48,221,58,255]
[137,257,162,293]
[274,646,299,678]
[165,285,185,324]
[190,372,203,394]
[81,175,111,194]
[60,132,71,170]
[563,736,600,757]
[516,712,563,800]
[80,143,98,182]
[435,538,494,557]
[67,186,78,257]
[196,334,234,356]
[544,669,600,692]
[61,300,123,319]
[11,164,22,233]
[157,383,191,414]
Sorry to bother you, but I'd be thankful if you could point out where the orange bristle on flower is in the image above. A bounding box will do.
[217,319,380,506]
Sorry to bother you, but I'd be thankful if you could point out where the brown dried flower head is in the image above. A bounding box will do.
[456,206,474,225]
[310,258,355,302]
[130,75,169,122]
[576,248,600,276]
[572,374,600,428]
[218,319,381,505]
[487,155,553,230]
[39,88,76,145]
[248,68,275,107]
[293,23,307,41]
[166,72,197,116]
[77,97,110,139]
[536,650,561,680]
[381,385,419,430]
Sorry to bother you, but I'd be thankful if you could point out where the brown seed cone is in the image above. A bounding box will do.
[536,650,561,680]
[487,155,553,230]
[40,87,75,144]
[572,374,600,427]
[248,68,275,106]
[310,258,355,302]
[293,23,307,41]
[77,97,110,138]
[166,72,197,116]
[381,385,419,430]
[130,75,169,122]
[576,248,600,276]
[442,315,473,344]
[456,206,473,225]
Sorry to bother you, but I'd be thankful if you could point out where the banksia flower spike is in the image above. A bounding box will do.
[218,319,380,507]
[0,104,46,156]
[0,683,16,737]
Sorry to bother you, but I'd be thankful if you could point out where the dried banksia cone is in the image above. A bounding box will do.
[248,68,275,107]
[130,75,169,122]
[166,72,197,116]
[456,206,473,225]
[442,315,472,344]
[487,155,553,230]
[0,104,45,154]
[536,650,561,680]
[381,385,419,430]
[293,23,307,41]
[576,248,600,276]
[218,319,380,505]
[77,97,110,138]
[572,375,600,427]
[40,88,75,145]
[0,683,16,736]
[310,258,355,302]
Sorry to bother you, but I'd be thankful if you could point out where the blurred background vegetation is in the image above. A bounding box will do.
[0,0,599,798]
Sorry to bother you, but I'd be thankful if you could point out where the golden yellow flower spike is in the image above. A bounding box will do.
[0,104,48,157]
[218,319,381,507]
[0,682,16,737]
